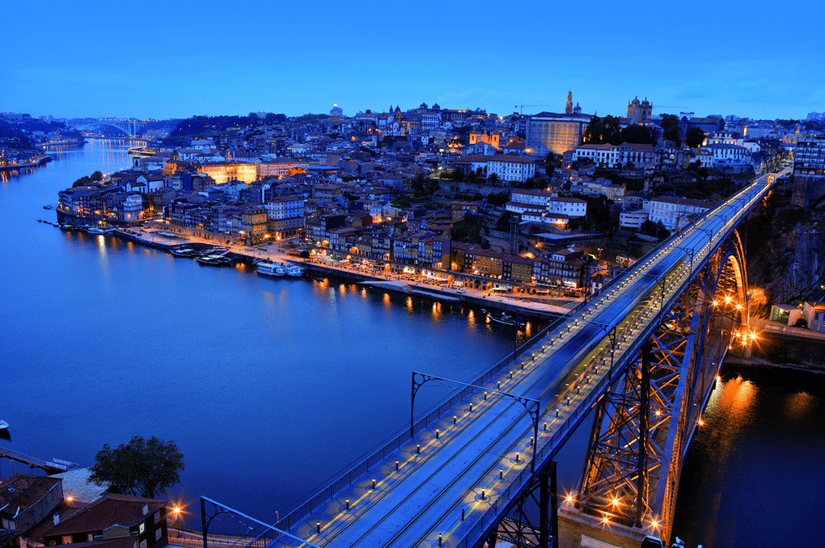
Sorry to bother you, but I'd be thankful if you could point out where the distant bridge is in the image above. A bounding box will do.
[201,169,786,548]
[67,118,144,137]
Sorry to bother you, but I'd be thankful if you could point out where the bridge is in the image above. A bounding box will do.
[67,118,144,137]
[201,171,783,548]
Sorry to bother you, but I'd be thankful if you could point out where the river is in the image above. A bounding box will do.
[1,141,822,547]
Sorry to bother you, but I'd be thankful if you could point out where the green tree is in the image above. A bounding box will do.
[660,114,680,132]
[663,126,682,146]
[90,171,103,182]
[89,436,185,499]
[620,124,653,144]
[583,115,622,145]
[450,220,483,244]
[487,173,500,186]
[544,152,557,177]
[685,127,706,149]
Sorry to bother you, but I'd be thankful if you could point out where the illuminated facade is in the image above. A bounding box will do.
[526,112,592,156]
[197,162,258,185]
[241,205,268,244]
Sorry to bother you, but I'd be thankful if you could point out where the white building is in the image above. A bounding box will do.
[573,143,619,167]
[487,155,536,183]
[619,208,648,230]
[703,143,751,167]
[648,197,715,231]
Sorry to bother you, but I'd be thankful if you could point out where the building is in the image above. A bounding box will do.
[526,111,592,156]
[42,494,168,548]
[486,155,536,183]
[619,207,648,230]
[257,158,311,179]
[197,162,257,185]
[794,135,825,177]
[627,97,652,124]
[526,94,591,156]
[241,205,268,244]
[265,195,305,238]
[648,196,715,231]
[793,135,825,207]
[0,474,63,547]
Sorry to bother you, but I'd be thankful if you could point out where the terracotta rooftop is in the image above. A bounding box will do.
[44,494,167,537]
[0,474,61,518]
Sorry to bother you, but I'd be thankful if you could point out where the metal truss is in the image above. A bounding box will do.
[488,462,559,548]
[574,233,748,542]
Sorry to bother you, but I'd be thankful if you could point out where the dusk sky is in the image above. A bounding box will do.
[5,0,823,121]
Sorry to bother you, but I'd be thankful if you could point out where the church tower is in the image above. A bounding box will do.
[565,91,573,114]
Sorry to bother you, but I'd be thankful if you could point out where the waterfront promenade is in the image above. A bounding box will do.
[113,224,580,318]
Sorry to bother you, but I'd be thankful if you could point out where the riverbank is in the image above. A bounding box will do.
[103,223,579,319]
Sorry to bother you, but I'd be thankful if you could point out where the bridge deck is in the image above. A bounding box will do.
[256,173,780,547]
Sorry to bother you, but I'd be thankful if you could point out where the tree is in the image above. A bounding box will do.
[544,152,557,178]
[583,115,622,145]
[89,436,185,499]
[685,127,706,149]
[620,124,653,144]
[487,173,500,186]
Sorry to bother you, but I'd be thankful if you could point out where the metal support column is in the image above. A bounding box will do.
[636,342,650,527]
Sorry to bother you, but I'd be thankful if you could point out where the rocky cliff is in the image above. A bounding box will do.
[746,181,825,306]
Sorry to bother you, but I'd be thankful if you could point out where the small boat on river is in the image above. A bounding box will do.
[285,264,304,277]
[196,252,232,266]
[171,247,199,258]
[257,261,285,276]
[488,312,525,329]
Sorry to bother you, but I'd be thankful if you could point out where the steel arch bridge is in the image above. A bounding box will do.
[69,119,143,136]
[199,172,782,548]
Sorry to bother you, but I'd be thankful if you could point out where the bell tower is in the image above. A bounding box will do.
[565,90,573,114]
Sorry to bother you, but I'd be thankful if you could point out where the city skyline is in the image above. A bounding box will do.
[4,0,824,121]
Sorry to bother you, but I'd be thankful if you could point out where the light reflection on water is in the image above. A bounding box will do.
[672,366,825,547]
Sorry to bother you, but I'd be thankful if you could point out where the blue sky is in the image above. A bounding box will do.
[4,0,823,121]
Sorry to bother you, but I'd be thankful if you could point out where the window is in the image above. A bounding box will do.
[62,536,73,544]
[154,511,161,524]
[155,529,163,541]
[139,523,145,534]
[87,534,94,542]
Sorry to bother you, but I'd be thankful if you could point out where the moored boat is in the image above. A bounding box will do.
[171,247,199,258]
[285,264,304,277]
[488,312,525,329]
[257,261,285,276]
[196,252,232,266]
[0,419,8,430]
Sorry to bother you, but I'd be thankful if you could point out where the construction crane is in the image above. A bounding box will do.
[514,104,550,114]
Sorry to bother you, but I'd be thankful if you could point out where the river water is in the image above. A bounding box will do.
[1,141,822,546]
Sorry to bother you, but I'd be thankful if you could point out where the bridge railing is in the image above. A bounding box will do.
[453,315,647,548]
[271,177,775,537]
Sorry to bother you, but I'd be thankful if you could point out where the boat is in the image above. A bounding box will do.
[87,227,105,235]
[196,252,232,266]
[256,261,285,276]
[285,264,304,277]
[170,247,199,258]
[0,419,8,430]
[488,312,525,329]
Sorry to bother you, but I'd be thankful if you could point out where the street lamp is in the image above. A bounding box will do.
[171,505,182,538]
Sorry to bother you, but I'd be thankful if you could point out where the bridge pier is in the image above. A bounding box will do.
[558,507,652,548]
